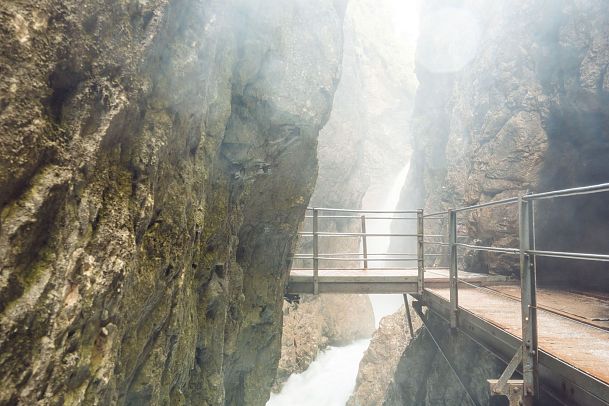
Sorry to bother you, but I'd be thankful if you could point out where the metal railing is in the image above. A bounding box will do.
[294,208,424,294]
[292,182,609,405]
[437,183,609,404]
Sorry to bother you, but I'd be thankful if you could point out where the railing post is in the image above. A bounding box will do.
[519,196,538,405]
[417,209,425,294]
[361,215,368,270]
[448,209,458,329]
[313,209,319,295]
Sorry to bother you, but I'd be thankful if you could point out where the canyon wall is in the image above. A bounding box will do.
[383,1,609,404]
[348,306,421,406]
[0,1,346,404]
[399,0,609,287]
[383,312,504,406]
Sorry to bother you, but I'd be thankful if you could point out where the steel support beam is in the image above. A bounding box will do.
[313,208,319,295]
[417,209,425,294]
[403,294,415,337]
[448,209,459,328]
[519,196,539,404]
[361,215,368,270]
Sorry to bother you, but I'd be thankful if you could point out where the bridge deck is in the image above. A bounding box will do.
[287,268,512,294]
[428,285,609,386]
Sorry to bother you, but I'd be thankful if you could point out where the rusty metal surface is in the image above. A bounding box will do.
[429,286,609,385]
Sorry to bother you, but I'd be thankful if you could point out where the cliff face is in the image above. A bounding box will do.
[0,1,346,405]
[348,306,421,406]
[381,1,609,404]
[312,0,416,211]
[399,0,609,288]
[383,312,504,406]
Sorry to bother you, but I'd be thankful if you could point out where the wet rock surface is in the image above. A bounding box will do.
[0,1,346,404]
[397,0,609,289]
[385,1,609,405]
[348,306,421,406]
[383,312,504,406]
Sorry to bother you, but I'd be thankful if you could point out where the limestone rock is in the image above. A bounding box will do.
[383,312,504,406]
[348,306,421,406]
[397,0,609,288]
[0,1,346,404]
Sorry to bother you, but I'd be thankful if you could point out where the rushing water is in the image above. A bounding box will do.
[366,163,411,326]
[267,339,371,406]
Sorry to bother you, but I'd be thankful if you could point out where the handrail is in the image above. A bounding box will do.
[424,210,449,218]
[453,196,519,213]
[526,249,609,262]
[291,257,418,262]
[298,232,425,237]
[292,252,418,257]
[304,215,417,220]
[455,242,520,255]
[524,182,609,200]
[306,207,419,213]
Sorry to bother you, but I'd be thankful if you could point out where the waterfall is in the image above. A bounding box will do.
[366,163,411,326]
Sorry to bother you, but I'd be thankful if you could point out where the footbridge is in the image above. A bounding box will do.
[286,183,609,406]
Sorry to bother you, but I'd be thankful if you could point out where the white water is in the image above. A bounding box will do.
[365,163,411,326]
[267,339,371,406]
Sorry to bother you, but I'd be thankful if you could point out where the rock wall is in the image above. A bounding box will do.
[383,312,504,406]
[0,1,346,405]
[382,1,609,405]
[312,0,416,211]
[348,306,421,406]
[398,0,609,288]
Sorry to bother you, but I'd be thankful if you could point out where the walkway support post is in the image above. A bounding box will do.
[519,196,538,405]
[417,209,424,294]
[448,209,458,329]
[313,209,319,295]
[403,294,415,337]
[361,215,368,270]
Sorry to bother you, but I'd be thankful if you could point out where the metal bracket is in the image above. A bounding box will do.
[494,350,522,395]
[488,379,523,406]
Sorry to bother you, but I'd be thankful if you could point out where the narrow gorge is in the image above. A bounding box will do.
[2,0,609,406]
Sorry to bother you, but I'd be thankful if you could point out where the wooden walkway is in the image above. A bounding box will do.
[290,185,609,405]
[425,285,609,403]
[286,268,512,294]
[428,286,609,383]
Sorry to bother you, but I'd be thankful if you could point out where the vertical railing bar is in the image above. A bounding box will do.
[449,209,459,329]
[519,196,538,405]
[531,199,537,275]
[313,208,319,295]
[403,294,415,337]
[361,215,368,271]
[417,209,425,294]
